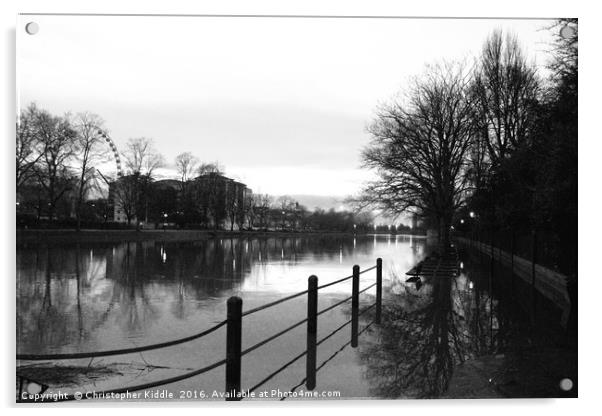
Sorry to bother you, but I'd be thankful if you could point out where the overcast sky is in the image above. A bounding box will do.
[17,15,556,197]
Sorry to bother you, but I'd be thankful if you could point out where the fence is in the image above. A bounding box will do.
[456,235,572,326]
[461,227,576,276]
[17,258,383,402]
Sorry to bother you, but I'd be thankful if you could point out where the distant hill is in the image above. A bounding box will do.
[271,194,411,226]
[280,194,350,212]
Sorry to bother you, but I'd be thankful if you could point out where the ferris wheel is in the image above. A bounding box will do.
[96,129,123,178]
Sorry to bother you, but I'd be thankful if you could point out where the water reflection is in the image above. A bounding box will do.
[16,236,575,398]
[356,246,574,399]
[17,235,424,356]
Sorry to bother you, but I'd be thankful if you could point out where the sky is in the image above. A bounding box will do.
[17,15,557,198]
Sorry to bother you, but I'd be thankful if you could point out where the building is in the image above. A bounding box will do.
[109,173,252,229]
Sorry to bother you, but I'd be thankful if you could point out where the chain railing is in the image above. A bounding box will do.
[17,258,383,402]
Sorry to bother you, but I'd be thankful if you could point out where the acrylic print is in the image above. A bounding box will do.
[16,14,577,402]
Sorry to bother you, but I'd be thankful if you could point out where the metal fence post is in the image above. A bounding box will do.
[375,258,382,324]
[531,229,538,321]
[510,231,515,273]
[531,229,537,288]
[306,275,318,390]
[226,296,242,401]
[508,231,514,293]
[351,265,360,347]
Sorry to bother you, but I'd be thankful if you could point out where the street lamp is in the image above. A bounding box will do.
[460,219,465,224]
[469,211,475,218]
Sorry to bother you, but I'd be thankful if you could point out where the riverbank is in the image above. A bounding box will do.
[16,229,421,245]
[455,236,572,328]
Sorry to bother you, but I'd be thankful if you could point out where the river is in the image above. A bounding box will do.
[16,234,575,400]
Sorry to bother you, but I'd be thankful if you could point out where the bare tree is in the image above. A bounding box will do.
[73,112,106,231]
[244,193,256,229]
[113,175,138,226]
[225,181,237,231]
[360,62,476,248]
[123,137,165,176]
[254,194,272,230]
[547,19,577,92]
[175,151,198,184]
[117,137,165,229]
[16,104,43,194]
[276,196,297,230]
[472,30,540,166]
[33,109,78,221]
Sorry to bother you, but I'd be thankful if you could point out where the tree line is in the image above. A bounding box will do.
[359,20,577,275]
[16,110,377,233]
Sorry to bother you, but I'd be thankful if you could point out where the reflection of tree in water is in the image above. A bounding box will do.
[358,274,497,398]
[17,235,393,354]
[109,241,160,334]
[17,244,115,353]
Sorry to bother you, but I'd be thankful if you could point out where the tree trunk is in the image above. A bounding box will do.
[75,200,82,232]
[439,215,451,252]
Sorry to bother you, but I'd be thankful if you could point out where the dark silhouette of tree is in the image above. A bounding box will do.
[225,183,236,231]
[175,151,198,185]
[16,104,44,194]
[32,109,78,221]
[174,152,199,225]
[358,277,471,398]
[116,137,165,229]
[113,174,139,226]
[360,62,476,248]
[472,30,540,167]
[464,22,577,277]
[244,193,256,229]
[122,137,165,177]
[73,112,106,231]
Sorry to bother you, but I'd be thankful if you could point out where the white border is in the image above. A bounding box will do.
[1,1,598,415]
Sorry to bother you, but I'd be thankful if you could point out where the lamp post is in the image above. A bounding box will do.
[469,211,478,247]
[163,213,168,231]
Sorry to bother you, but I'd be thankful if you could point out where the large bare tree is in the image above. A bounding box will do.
[122,137,165,176]
[73,112,106,231]
[115,137,165,229]
[360,62,476,247]
[472,30,540,166]
[16,104,43,194]
[174,151,198,184]
[33,109,78,221]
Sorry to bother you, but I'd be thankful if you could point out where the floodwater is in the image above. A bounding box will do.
[16,234,576,400]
